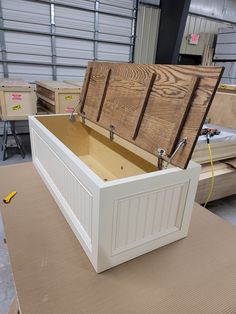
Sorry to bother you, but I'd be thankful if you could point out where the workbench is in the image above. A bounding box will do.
[1,162,236,314]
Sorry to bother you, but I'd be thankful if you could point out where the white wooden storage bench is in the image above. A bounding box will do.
[29,62,223,272]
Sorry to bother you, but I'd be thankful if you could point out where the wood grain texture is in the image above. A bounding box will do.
[97,68,111,122]
[36,85,55,101]
[79,62,223,169]
[132,72,157,140]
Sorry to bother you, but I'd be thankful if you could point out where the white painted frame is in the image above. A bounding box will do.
[29,115,200,273]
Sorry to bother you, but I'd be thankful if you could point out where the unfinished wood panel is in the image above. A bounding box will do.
[36,85,55,101]
[196,162,236,203]
[63,80,83,88]
[224,158,236,169]
[192,140,236,164]
[0,80,36,120]
[36,115,89,156]
[36,115,156,181]
[0,78,24,86]
[37,98,55,114]
[208,92,236,129]
[36,80,82,114]
[80,62,223,169]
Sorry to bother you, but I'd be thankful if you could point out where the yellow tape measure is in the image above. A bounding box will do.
[3,191,17,204]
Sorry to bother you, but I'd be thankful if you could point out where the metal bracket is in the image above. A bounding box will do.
[109,125,115,141]
[69,99,81,122]
[157,148,166,170]
[79,111,86,124]
[158,137,187,170]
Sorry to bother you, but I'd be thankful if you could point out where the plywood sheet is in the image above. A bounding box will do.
[196,161,236,203]
[208,92,236,129]
[80,62,223,169]
[2,163,236,313]
[224,157,236,169]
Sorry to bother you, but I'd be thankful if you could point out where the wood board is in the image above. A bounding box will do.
[196,161,236,203]
[79,62,223,169]
[224,157,236,169]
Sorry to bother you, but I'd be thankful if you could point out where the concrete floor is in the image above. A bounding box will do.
[0,133,236,313]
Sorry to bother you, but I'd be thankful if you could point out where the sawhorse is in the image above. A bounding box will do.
[1,121,25,161]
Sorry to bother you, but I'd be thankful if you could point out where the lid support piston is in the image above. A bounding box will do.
[158,137,188,170]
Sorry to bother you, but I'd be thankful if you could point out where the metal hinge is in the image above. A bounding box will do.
[158,137,187,170]
[79,111,86,124]
[109,125,115,141]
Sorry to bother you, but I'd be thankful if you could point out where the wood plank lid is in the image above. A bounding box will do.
[78,62,223,169]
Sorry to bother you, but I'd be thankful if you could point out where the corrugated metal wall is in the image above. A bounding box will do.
[134,1,236,63]
[189,0,236,24]
[180,14,232,55]
[134,5,160,63]
[0,0,137,82]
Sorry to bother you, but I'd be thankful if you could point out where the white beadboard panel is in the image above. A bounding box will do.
[111,182,188,255]
[97,43,130,61]
[32,129,93,247]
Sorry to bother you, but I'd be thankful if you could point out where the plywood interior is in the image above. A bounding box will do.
[36,115,157,181]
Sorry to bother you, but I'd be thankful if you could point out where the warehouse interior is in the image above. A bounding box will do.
[1,0,236,313]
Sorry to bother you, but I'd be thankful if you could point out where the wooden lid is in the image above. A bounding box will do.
[0,78,31,88]
[79,62,223,169]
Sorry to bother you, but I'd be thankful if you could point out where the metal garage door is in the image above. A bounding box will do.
[0,0,137,82]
